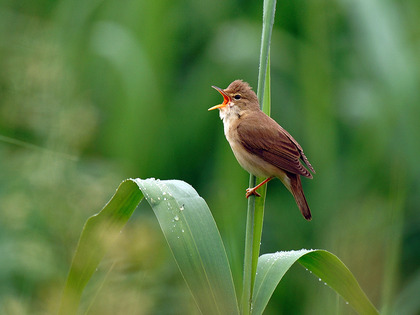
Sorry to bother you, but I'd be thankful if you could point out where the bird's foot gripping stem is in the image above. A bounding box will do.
[245,187,261,198]
[245,177,274,198]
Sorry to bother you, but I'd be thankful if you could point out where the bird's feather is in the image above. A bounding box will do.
[237,112,315,178]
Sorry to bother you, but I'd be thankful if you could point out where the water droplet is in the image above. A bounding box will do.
[162,192,167,195]
[324,282,327,285]
[180,204,184,211]
[345,301,349,305]
[318,278,322,281]
[181,229,184,233]
[163,197,167,201]
[157,197,161,201]
[174,215,179,221]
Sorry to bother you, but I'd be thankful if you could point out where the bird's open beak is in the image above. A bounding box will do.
[208,86,231,111]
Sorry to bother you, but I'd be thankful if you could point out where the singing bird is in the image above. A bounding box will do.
[208,80,315,220]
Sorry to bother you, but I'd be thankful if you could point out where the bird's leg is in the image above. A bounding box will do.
[245,177,274,198]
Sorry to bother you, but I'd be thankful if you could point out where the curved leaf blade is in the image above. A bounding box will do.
[298,250,379,315]
[135,178,239,315]
[59,179,143,315]
[59,178,239,315]
[252,249,379,315]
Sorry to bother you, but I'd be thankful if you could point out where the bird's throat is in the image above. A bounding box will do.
[220,106,240,139]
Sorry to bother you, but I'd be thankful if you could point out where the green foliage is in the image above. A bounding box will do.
[253,250,378,315]
[59,180,143,314]
[137,179,239,315]
[60,179,378,315]
[60,179,239,315]
[1,0,420,313]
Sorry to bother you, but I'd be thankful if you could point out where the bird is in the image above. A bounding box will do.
[208,80,315,220]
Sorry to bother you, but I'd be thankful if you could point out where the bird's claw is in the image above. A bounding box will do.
[246,188,261,198]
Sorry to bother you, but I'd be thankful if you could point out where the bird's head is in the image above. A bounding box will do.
[209,80,260,120]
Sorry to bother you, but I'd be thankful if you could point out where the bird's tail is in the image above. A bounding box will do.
[288,173,312,221]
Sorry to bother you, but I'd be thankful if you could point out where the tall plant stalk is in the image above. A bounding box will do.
[241,0,276,313]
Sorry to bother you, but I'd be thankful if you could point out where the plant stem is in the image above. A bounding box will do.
[241,1,276,314]
[241,176,257,314]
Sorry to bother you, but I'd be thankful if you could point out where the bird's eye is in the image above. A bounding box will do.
[234,94,241,100]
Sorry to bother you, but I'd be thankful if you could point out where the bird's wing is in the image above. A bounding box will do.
[277,124,316,174]
[237,114,314,178]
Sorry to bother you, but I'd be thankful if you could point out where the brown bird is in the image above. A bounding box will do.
[208,80,315,220]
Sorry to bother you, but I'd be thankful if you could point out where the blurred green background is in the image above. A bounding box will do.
[1,0,419,314]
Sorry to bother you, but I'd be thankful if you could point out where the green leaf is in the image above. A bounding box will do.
[252,250,379,315]
[59,178,239,315]
[135,178,239,315]
[59,179,143,315]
